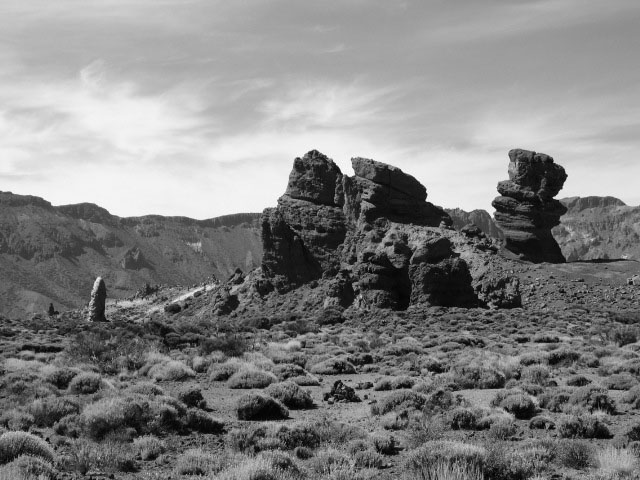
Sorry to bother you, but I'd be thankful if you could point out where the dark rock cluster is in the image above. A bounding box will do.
[492,149,567,263]
[261,150,482,310]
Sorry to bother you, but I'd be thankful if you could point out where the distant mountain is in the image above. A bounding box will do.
[446,208,504,240]
[0,191,262,317]
[552,196,640,262]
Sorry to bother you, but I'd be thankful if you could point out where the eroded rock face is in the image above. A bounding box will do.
[260,150,477,309]
[87,276,107,322]
[492,149,567,263]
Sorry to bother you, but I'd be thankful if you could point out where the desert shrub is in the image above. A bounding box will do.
[294,446,313,459]
[453,365,505,389]
[236,393,289,420]
[547,348,580,367]
[621,385,640,409]
[353,450,385,469]
[174,448,223,476]
[1,454,57,479]
[133,435,166,461]
[519,351,549,366]
[372,391,427,416]
[557,414,611,439]
[42,366,79,389]
[309,357,356,375]
[488,419,517,440]
[81,396,144,440]
[227,425,268,455]
[566,374,591,387]
[290,375,320,387]
[28,397,80,427]
[68,371,103,394]
[521,365,551,385]
[496,392,536,420]
[475,409,514,430]
[483,443,545,480]
[423,389,467,415]
[147,360,195,381]
[53,414,82,438]
[529,415,555,430]
[567,386,616,414]
[556,439,594,469]
[185,409,225,434]
[176,385,206,408]
[125,382,165,396]
[0,410,34,432]
[449,408,477,430]
[265,381,313,409]
[404,441,486,474]
[596,446,638,478]
[608,326,638,347]
[306,448,352,475]
[538,390,571,412]
[200,334,248,357]
[602,373,637,390]
[533,333,560,343]
[272,363,306,380]
[276,423,321,450]
[210,361,242,381]
[68,328,157,374]
[314,418,366,446]
[0,431,55,464]
[228,368,278,389]
[371,434,396,455]
[82,440,137,473]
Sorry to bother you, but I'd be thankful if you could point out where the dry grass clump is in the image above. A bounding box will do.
[557,414,611,439]
[0,454,57,480]
[374,376,416,391]
[236,393,289,420]
[309,357,356,375]
[146,359,195,381]
[404,441,486,475]
[174,448,225,476]
[595,446,637,478]
[491,390,537,419]
[372,391,427,416]
[567,386,616,414]
[228,367,278,389]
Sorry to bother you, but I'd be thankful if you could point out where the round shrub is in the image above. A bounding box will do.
[3,454,57,479]
[275,422,321,449]
[28,397,80,427]
[566,375,591,387]
[488,419,517,440]
[176,386,206,408]
[556,440,594,469]
[557,415,611,439]
[521,365,551,386]
[68,372,103,394]
[80,396,144,440]
[133,435,166,461]
[265,381,314,409]
[228,368,278,389]
[499,393,536,420]
[185,409,225,434]
[147,360,195,381]
[236,393,289,420]
[450,408,477,430]
[372,391,427,416]
[42,366,79,389]
[0,431,55,464]
[309,357,356,375]
[404,440,486,473]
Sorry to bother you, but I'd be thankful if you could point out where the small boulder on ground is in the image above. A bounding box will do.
[323,380,361,403]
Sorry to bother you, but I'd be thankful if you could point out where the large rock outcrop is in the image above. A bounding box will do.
[492,149,567,263]
[87,276,107,322]
[261,150,476,310]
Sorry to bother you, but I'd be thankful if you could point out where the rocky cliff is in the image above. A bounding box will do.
[447,208,504,240]
[492,149,567,263]
[0,191,263,317]
[259,150,520,310]
[552,196,640,261]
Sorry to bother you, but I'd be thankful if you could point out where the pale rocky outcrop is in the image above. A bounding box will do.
[87,276,107,322]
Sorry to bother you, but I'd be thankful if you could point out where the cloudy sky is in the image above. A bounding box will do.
[1,0,639,218]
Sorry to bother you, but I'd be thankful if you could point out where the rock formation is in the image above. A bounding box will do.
[87,276,107,322]
[492,149,567,263]
[261,150,477,310]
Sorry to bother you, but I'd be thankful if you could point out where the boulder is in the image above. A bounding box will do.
[492,149,567,263]
[87,276,107,322]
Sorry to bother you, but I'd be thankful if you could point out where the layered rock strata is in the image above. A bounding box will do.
[492,149,567,263]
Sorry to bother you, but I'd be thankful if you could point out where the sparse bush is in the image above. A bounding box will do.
[567,386,616,414]
[603,373,637,390]
[372,391,427,416]
[608,326,638,347]
[174,448,222,476]
[404,441,486,474]
[185,409,225,434]
[236,393,289,420]
[200,334,248,357]
[265,381,314,409]
[176,385,206,408]
[42,366,79,389]
[0,410,34,432]
[353,450,385,469]
[450,408,477,430]
[28,396,80,427]
[68,371,103,394]
[596,446,638,477]
[453,365,505,389]
[2,454,57,479]
[209,361,242,381]
[81,396,144,440]
[488,419,517,440]
[147,360,195,381]
[566,375,591,387]
[0,431,55,464]
[547,348,580,367]
[276,422,321,450]
[538,390,571,412]
[521,365,551,385]
[557,414,611,439]
[228,368,278,389]
[621,385,640,409]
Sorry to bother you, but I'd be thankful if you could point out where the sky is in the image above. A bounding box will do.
[1,0,639,218]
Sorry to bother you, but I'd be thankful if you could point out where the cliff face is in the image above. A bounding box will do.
[446,208,504,240]
[552,196,640,261]
[0,191,263,317]
[260,150,520,310]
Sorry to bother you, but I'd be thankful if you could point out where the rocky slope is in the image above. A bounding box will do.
[0,191,262,317]
[552,196,640,261]
[446,208,504,240]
